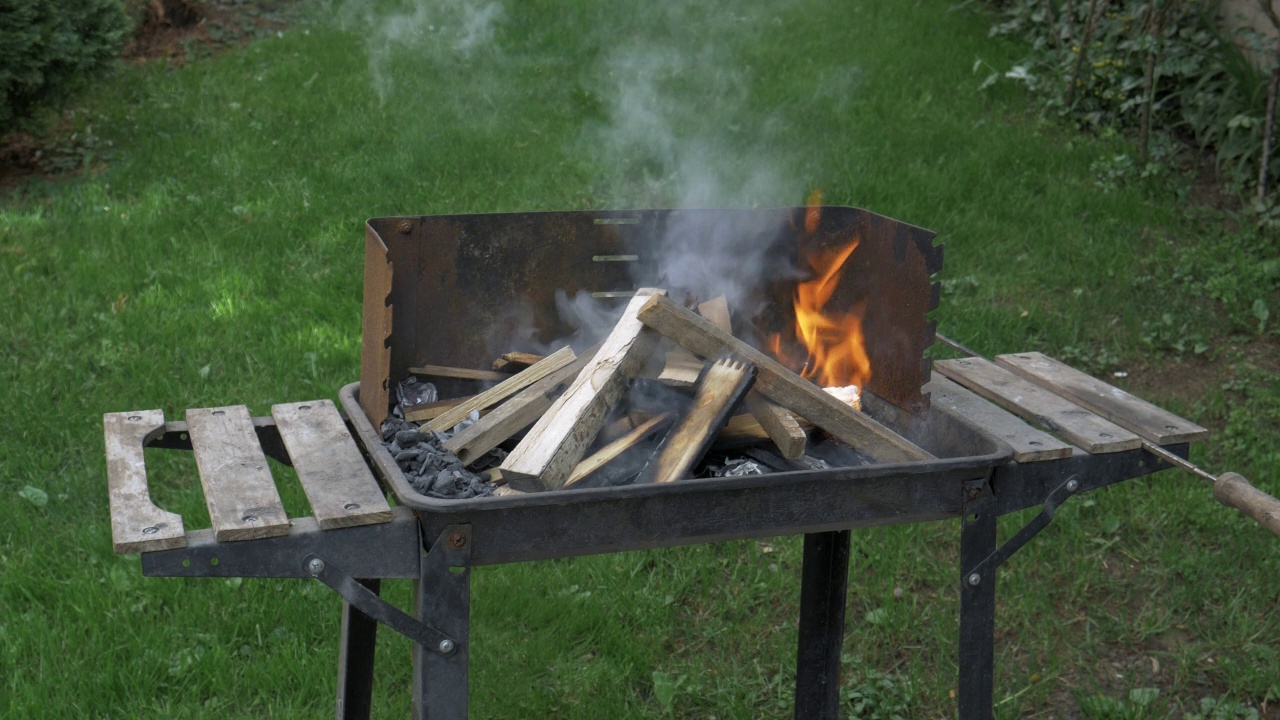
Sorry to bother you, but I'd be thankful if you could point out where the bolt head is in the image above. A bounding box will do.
[438,639,455,653]
[448,532,467,549]
[307,558,325,575]
[967,572,981,587]
[1066,478,1080,492]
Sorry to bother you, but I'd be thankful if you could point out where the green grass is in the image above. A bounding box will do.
[2,0,1279,717]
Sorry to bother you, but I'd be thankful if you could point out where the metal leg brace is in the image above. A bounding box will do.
[794,530,853,719]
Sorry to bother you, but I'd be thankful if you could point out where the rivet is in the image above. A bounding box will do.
[243,515,258,523]
[1066,478,1080,492]
[967,573,981,587]
[344,503,360,511]
[307,558,325,575]
[213,410,225,416]
[142,526,159,535]
[1028,441,1042,446]
[1164,424,1177,430]
[127,415,142,422]
[438,639,455,653]
[1099,433,1112,438]
[299,405,311,410]
[397,220,413,234]
[448,532,467,549]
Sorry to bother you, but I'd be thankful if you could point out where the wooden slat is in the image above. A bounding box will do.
[925,377,1072,462]
[934,358,1142,454]
[104,410,186,554]
[186,405,290,542]
[566,413,672,487]
[424,346,576,432]
[636,295,932,463]
[271,400,393,530]
[994,351,1209,445]
[402,395,474,422]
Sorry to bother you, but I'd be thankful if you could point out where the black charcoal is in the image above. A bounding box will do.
[380,417,495,500]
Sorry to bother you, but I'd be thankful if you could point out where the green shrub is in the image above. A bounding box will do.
[0,0,131,134]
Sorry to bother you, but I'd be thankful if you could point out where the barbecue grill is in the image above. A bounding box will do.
[103,207,1276,719]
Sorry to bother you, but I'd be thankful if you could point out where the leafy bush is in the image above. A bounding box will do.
[982,0,1272,193]
[0,0,131,134]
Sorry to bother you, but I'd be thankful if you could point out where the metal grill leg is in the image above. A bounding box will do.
[336,578,380,720]
[413,529,472,720]
[958,512,997,720]
[794,529,852,719]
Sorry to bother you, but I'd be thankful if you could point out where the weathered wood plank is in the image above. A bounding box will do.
[405,365,509,382]
[186,405,290,542]
[744,393,807,459]
[425,346,576,433]
[994,351,1210,445]
[104,410,186,554]
[501,289,666,489]
[934,357,1141,454]
[271,400,393,530]
[925,377,1072,462]
[442,349,597,465]
[636,295,932,463]
[402,395,474,423]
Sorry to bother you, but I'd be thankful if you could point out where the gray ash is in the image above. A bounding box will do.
[380,417,495,500]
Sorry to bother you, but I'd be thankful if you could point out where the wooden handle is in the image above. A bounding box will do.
[1213,472,1280,537]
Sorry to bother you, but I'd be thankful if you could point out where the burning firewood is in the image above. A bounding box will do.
[564,413,672,488]
[423,346,576,433]
[636,355,757,484]
[500,289,668,489]
[636,294,932,463]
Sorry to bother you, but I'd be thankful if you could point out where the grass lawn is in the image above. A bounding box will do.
[2,0,1278,717]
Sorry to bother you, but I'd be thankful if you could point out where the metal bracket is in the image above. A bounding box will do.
[305,553,459,656]
[962,474,1081,588]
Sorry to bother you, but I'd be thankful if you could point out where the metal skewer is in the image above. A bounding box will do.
[935,333,1280,536]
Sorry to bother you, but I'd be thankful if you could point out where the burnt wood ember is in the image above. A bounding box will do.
[379,418,495,499]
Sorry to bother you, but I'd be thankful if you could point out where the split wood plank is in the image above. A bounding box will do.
[403,395,475,423]
[186,405,291,542]
[925,377,1072,462]
[933,357,1142,454]
[994,351,1209,445]
[424,346,576,432]
[565,413,672,487]
[501,289,666,489]
[406,365,509,382]
[492,352,545,372]
[443,349,597,465]
[271,399,393,530]
[104,410,186,554]
[638,356,757,484]
[636,295,932,463]
[655,296,728,386]
[696,295,806,458]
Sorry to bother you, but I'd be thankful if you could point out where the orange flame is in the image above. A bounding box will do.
[770,233,872,390]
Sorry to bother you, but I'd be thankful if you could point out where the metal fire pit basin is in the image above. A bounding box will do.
[340,382,1011,565]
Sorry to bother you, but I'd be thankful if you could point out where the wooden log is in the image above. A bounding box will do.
[934,357,1141,454]
[655,297,729,386]
[637,355,757,484]
[424,346,576,433]
[688,295,806,458]
[442,352,593,465]
[500,289,666,489]
[636,295,932,463]
[993,351,1209,445]
[925,376,1072,463]
[492,352,545,373]
[565,413,673,488]
[402,395,474,423]
[744,393,807,459]
[405,364,508,382]
[271,399,394,529]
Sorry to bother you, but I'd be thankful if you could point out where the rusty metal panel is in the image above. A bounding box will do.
[360,207,940,420]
